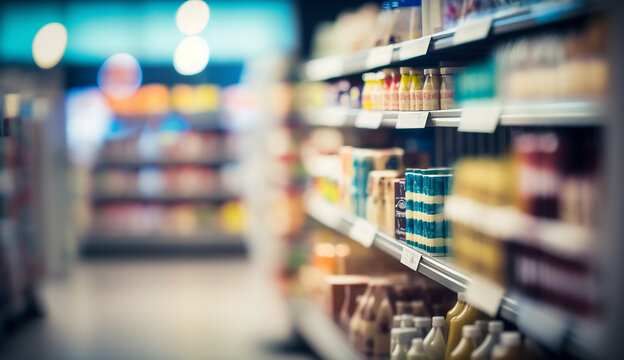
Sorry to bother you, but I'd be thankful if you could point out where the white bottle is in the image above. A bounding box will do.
[423,316,446,360]
[474,320,489,344]
[470,321,503,360]
[392,328,419,360]
[414,316,431,338]
[401,314,415,328]
[407,337,428,360]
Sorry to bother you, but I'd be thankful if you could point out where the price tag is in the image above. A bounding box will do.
[465,275,505,317]
[366,45,395,69]
[517,297,569,351]
[398,36,431,60]
[396,112,429,129]
[458,102,502,133]
[453,17,493,45]
[355,111,383,129]
[349,218,377,248]
[400,247,422,271]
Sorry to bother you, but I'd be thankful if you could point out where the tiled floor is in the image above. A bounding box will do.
[3,257,316,360]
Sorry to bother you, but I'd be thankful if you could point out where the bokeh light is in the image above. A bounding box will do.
[32,22,67,69]
[176,0,210,35]
[97,53,142,99]
[173,36,210,76]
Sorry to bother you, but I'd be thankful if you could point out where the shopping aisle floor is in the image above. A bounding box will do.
[3,257,316,360]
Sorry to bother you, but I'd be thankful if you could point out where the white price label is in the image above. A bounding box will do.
[349,218,377,248]
[453,17,493,45]
[517,297,569,351]
[396,112,429,129]
[398,36,431,60]
[355,111,383,129]
[366,45,395,69]
[459,102,502,133]
[400,247,422,271]
[465,275,505,317]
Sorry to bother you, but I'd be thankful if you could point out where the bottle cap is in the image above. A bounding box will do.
[401,314,415,327]
[463,325,480,338]
[400,67,411,75]
[411,337,425,350]
[501,331,521,346]
[409,68,422,76]
[432,316,445,327]
[489,321,504,333]
[393,315,403,328]
[383,68,394,76]
[457,292,466,302]
[414,316,431,328]
[424,68,440,75]
[475,320,488,332]
[491,344,507,358]
[440,67,465,75]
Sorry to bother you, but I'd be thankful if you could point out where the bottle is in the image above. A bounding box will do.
[470,321,503,360]
[445,293,466,340]
[422,68,441,111]
[399,67,412,111]
[391,69,401,111]
[410,69,423,111]
[401,314,415,328]
[491,332,522,360]
[448,325,480,360]
[391,327,402,355]
[394,314,404,328]
[382,68,394,111]
[444,303,486,360]
[407,338,428,360]
[474,320,488,344]
[372,71,384,110]
[392,328,419,360]
[414,317,431,338]
[362,73,374,110]
[440,67,462,110]
[424,316,446,360]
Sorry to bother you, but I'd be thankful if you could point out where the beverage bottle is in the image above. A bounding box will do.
[423,316,446,360]
[401,314,415,328]
[448,325,480,360]
[470,321,503,360]
[444,303,486,360]
[474,320,488,344]
[445,292,466,340]
[407,338,428,360]
[491,332,522,360]
[399,67,412,111]
[414,316,431,338]
[392,328,419,360]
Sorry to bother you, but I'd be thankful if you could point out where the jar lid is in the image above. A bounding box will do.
[424,68,440,75]
[440,67,465,75]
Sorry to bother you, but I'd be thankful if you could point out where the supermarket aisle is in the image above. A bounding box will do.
[3,258,315,360]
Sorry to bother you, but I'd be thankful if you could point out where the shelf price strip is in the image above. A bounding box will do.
[459,102,502,133]
[453,17,493,45]
[396,111,429,129]
[465,275,506,317]
[355,111,384,129]
[365,45,395,69]
[348,218,377,248]
[398,36,431,60]
[400,246,422,271]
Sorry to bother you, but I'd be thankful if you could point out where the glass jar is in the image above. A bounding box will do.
[440,67,463,110]
[398,67,412,111]
[422,68,441,111]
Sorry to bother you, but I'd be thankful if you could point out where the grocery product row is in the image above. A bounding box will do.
[304,0,594,81]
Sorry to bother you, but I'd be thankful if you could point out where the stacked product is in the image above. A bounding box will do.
[448,130,599,316]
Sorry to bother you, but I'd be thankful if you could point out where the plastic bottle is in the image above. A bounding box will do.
[399,67,412,111]
[444,303,486,360]
[392,328,419,360]
[407,338,428,360]
[382,69,394,111]
[362,73,374,110]
[470,321,503,360]
[391,327,402,355]
[491,332,522,360]
[422,68,441,111]
[401,314,415,328]
[373,71,385,110]
[409,69,423,111]
[424,316,446,360]
[474,320,488,344]
[392,0,422,43]
[445,292,466,340]
[414,316,431,338]
[448,325,480,360]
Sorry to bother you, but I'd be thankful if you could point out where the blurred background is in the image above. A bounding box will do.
[0,0,622,359]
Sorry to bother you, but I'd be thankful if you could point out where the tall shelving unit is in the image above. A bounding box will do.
[290,2,616,359]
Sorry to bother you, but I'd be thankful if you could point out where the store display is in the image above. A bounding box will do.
[424,316,446,360]
[471,320,504,360]
[448,324,481,360]
[407,337,428,360]
[445,303,487,360]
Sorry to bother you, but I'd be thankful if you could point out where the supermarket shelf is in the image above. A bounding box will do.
[81,233,246,256]
[91,192,238,203]
[94,157,237,169]
[300,101,603,129]
[304,193,595,358]
[302,1,593,81]
[289,298,361,360]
